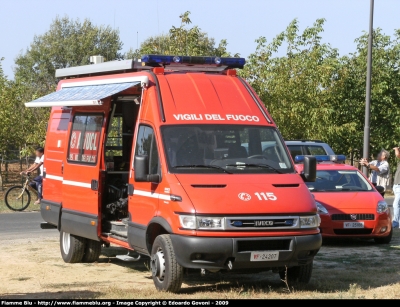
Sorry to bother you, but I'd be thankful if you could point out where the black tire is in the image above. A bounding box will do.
[60,230,86,263]
[83,239,102,262]
[4,186,31,211]
[150,234,183,292]
[279,261,313,284]
[374,228,393,244]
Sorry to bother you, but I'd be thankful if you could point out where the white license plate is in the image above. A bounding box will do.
[344,222,364,228]
[250,251,279,261]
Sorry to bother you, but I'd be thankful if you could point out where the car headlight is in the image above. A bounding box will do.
[377,200,388,214]
[179,215,225,230]
[315,201,329,214]
[300,215,319,228]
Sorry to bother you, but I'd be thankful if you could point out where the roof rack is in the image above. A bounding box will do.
[285,139,325,143]
[56,55,247,79]
[55,59,153,79]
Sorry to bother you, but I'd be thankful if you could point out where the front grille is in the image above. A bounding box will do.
[331,214,374,221]
[230,218,296,228]
[237,239,292,252]
[333,229,373,235]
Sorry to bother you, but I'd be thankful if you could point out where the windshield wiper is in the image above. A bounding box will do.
[225,163,283,174]
[174,164,233,174]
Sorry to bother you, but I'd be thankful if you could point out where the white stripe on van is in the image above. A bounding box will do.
[62,180,92,188]
[45,173,171,199]
[133,189,170,201]
[45,174,63,181]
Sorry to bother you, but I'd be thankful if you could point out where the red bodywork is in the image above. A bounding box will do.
[296,163,392,239]
[41,68,321,266]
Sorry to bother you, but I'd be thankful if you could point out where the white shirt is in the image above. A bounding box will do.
[369,160,389,184]
[35,155,44,176]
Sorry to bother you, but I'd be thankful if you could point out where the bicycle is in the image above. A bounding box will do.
[4,174,40,211]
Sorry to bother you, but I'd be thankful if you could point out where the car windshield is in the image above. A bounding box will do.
[161,125,294,174]
[305,170,373,192]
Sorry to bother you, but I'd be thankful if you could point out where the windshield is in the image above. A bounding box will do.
[161,125,294,174]
[305,170,373,192]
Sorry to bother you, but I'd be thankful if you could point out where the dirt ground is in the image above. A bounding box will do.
[0,231,399,299]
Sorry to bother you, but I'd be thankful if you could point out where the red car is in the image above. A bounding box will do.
[295,155,392,244]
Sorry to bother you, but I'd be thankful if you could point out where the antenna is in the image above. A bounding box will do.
[137,31,138,50]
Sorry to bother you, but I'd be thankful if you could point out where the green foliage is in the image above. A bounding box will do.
[0,58,47,156]
[125,11,237,59]
[14,16,123,96]
[241,19,400,169]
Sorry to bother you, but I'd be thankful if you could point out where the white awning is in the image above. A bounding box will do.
[25,76,149,107]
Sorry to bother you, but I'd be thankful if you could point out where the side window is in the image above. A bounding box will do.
[307,146,327,155]
[135,125,160,174]
[68,114,103,164]
[287,145,303,160]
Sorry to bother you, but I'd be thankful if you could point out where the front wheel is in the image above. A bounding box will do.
[279,261,313,284]
[150,235,183,293]
[60,230,86,263]
[4,186,31,211]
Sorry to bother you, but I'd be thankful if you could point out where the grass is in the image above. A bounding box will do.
[2,231,397,300]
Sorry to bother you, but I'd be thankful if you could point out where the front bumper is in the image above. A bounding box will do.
[320,213,392,238]
[170,234,321,270]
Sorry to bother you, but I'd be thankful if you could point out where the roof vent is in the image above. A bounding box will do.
[90,55,104,64]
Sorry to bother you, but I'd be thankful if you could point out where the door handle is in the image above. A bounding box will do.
[91,180,99,191]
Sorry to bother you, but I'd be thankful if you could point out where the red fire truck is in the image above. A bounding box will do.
[26,55,321,292]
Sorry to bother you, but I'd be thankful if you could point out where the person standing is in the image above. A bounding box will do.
[20,147,44,205]
[391,147,400,229]
[360,149,390,196]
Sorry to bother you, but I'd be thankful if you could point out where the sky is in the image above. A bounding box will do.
[1,0,399,78]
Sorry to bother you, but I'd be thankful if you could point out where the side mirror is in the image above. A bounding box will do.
[302,156,317,182]
[134,155,160,183]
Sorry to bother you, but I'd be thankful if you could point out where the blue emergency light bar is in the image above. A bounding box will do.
[295,155,346,163]
[141,55,246,69]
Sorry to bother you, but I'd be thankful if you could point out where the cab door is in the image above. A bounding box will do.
[128,124,163,253]
[61,112,107,241]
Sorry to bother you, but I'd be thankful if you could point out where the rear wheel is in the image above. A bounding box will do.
[150,234,183,292]
[374,228,393,244]
[279,261,313,284]
[4,186,31,211]
[83,239,102,262]
[60,230,86,263]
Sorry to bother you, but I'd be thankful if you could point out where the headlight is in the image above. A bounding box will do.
[377,200,388,214]
[179,215,196,229]
[300,215,319,228]
[315,201,329,214]
[197,217,225,230]
[179,215,225,230]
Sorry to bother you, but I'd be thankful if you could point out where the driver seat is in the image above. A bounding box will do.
[227,144,248,158]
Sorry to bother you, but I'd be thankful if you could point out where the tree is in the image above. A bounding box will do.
[240,19,345,147]
[0,58,48,157]
[14,16,123,96]
[331,29,400,169]
[126,11,237,59]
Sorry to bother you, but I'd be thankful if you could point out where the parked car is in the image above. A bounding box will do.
[295,155,392,244]
[285,140,335,162]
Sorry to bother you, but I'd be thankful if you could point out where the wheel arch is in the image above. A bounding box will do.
[146,217,173,254]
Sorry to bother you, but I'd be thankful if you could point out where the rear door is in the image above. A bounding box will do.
[61,111,107,240]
